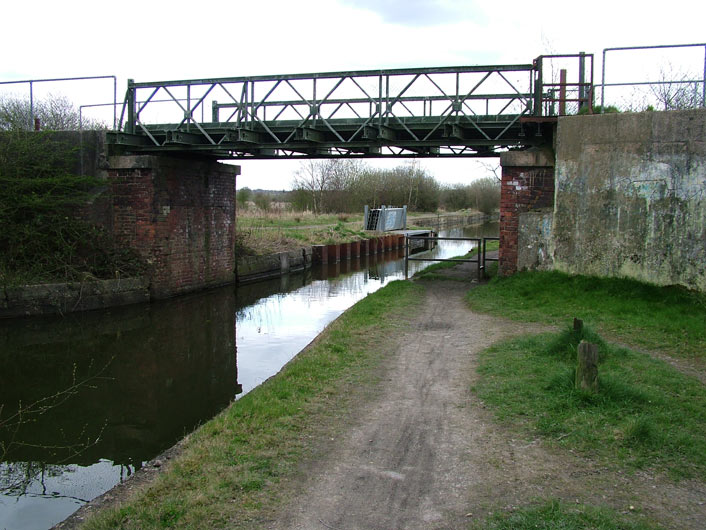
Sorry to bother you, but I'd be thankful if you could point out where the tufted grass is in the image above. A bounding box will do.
[473,325,706,480]
[474,499,660,529]
[466,270,706,360]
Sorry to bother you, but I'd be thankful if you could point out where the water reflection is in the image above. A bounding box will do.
[0,289,241,529]
[0,222,497,529]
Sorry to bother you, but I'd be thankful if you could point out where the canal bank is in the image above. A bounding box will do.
[1,223,498,530]
[57,255,706,530]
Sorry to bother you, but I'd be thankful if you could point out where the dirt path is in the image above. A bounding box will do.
[266,279,706,530]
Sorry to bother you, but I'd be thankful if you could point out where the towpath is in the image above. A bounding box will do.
[265,268,706,529]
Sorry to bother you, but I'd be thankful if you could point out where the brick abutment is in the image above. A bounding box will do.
[499,150,555,276]
[105,155,240,299]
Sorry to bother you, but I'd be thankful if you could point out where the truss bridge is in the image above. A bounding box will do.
[107,53,592,159]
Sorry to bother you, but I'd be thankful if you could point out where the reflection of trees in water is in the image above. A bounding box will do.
[4,462,75,501]
[1,460,138,502]
[235,260,379,331]
[0,360,110,461]
[0,285,240,514]
[2,461,78,499]
[0,359,112,496]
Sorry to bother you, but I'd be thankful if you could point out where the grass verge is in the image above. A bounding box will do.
[237,211,363,229]
[466,270,706,359]
[81,280,423,529]
[473,325,706,480]
[235,222,369,256]
[474,499,660,529]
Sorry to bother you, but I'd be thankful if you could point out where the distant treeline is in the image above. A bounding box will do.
[237,160,499,214]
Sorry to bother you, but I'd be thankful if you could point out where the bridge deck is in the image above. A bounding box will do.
[109,115,542,159]
[107,54,590,159]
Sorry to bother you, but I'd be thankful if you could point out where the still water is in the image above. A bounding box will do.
[0,223,497,529]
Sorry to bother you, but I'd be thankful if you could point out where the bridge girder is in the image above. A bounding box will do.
[107,55,592,159]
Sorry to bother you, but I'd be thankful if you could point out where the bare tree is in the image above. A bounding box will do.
[292,160,333,214]
[478,160,501,182]
[0,94,106,131]
[292,159,365,214]
[649,65,703,110]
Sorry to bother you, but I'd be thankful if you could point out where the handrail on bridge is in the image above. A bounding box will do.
[532,53,594,116]
[107,53,594,159]
[599,43,706,110]
[0,75,118,130]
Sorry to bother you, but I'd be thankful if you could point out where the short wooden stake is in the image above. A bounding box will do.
[576,340,598,392]
[573,317,583,333]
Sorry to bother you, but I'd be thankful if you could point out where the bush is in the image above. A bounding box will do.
[236,187,251,209]
[578,105,620,115]
[0,131,144,285]
[253,193,271,211]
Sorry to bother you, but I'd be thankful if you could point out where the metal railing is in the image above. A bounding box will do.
[481,237,499,276]
[533,53,594,116]
[599,43,706,110]
[0,75,118,129]
[404,235,498,281]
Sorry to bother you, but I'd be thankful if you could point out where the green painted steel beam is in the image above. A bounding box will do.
[130,63,535,89]
[107,57,570,159]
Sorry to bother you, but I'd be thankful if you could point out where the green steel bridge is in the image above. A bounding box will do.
[107,53,592,160]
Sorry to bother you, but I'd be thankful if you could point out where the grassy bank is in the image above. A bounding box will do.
[237,211,363,229]
[235,221,369,256]
[467,271,706,527]
[475,499,659,530]
[235,209,481,255]
[82,281,424,529]
[473,325,706,480]
[466,270,706,359]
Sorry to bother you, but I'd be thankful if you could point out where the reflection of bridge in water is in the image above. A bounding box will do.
[107,54,592,160]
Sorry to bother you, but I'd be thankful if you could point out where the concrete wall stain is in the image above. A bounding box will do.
[552,109,706,291]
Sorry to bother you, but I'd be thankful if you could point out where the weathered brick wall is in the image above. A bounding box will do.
[105,155,239,298]
[499,149,555,276]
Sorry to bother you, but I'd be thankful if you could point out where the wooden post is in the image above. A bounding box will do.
[573,318,583,333]
[576,340,598,392]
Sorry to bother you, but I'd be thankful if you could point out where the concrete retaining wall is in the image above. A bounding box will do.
[518,210,554,271]
[553,109,706,291]
[236,248,313,284]
[1,278,149,318]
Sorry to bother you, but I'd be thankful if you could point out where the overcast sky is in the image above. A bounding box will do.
[2,0,704,189]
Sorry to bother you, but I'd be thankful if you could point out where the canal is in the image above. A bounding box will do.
[0,222,497,529]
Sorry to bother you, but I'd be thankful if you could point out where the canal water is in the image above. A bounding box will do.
[0,222,497,530]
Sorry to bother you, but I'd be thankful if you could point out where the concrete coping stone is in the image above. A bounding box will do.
[500,146,555,168]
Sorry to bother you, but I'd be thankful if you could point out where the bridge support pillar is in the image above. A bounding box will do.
[498,148,555,276]
[105,155,239,298]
